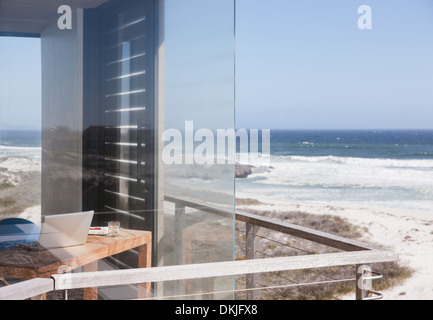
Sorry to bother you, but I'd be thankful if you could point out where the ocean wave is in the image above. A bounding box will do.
[240,152,433,168]
[0,145,41,150]
[237,130,433,211]
[298,141,314,146]
[0,146,41,162]
[270,155,433,169]
[240,153,433,194]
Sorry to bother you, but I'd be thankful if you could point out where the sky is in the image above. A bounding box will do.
[1,0,433,130]
[236,0,433,129]
[0,37,41,131]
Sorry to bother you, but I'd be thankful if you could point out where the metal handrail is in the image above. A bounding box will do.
[0,249,396,300]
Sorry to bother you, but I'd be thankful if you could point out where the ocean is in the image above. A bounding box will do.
[236,130,433,212]
[0,130,42,161]
[2,129,433,212]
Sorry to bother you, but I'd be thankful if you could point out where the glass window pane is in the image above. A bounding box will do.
[0,0,235,300]
[0,36,42,238]
[160,0,235,299]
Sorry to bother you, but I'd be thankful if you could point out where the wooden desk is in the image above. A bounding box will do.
[0,228,151,299]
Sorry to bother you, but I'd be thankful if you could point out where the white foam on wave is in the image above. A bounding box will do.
[0,145,41,150]
[274,155,433,168]
[236,154,433,211]
[0,145,41,162]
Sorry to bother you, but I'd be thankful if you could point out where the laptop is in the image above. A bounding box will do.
[38,211,94,249]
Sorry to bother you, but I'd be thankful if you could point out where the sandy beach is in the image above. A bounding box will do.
[236,193,433,300]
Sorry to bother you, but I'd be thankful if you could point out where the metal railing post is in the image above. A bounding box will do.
[246,223,260,300]
[356,264,384,300]
[174,202,186,297]
[356,264,372,300]
[175,203,185,264]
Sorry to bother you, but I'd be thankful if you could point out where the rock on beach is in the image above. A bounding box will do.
[235,163,254,178]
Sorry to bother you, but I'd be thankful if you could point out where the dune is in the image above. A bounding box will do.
[236,194,433,300]
[0,157,41,220]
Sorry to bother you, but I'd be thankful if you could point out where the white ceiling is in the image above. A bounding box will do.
[0,0,108,35]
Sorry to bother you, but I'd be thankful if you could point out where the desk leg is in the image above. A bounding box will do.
[137,243,151,299]
[83,261,98,300]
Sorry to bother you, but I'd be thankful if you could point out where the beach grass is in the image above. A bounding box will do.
[0,196,16,207]
[0,182,14,190]
[0,165,40,218]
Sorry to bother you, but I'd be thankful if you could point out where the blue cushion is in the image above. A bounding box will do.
[0,218,35,225]
[0,218,41,251]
